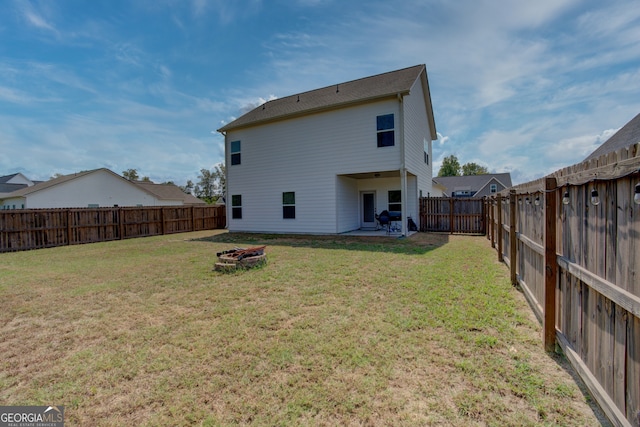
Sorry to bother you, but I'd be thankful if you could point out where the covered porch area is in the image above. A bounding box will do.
[336,169,418,236]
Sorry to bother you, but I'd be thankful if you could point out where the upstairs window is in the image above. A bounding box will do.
[490,184,497,193]
[424,151,429,164]
[230,140,241,165]
[231,194,242,219]
[376,114,395,147]
[283,192,296,219]
[388,190,401,212]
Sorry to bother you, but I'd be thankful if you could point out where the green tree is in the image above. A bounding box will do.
[180,180,195,195]
[462,162,489,176]
[122,169,139,181]
[212,163,226,197]
[192,163,226,203]
[438,155,461,177]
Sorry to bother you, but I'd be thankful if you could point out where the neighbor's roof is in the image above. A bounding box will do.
[433,173,513,195]
[4,169,101,198]
[0,173,20,184]
[218,64,437,139]
[584,112,640,161]
[0,183,28,194]
[133,181,206,205]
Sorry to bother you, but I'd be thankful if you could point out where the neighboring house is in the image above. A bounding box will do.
[584,112,640,161]
[217,64,438,235]
[0,173,38,198]
[430,180,447,197]
[432,173,513,198]
[0,168,205,209]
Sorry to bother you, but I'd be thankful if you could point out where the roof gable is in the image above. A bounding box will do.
[433,173,513,195]
[0,173,34,186]
[584,112,640,161]
[218,64,436,138]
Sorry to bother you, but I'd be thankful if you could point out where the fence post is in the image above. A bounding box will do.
[119,208,124,240]
[160,208,165,235]
[484,198,489,238]
[449,198,454,234]
[509,189,517,286]
[544,177,558,352]
[489,198,496,248]
[497,194,503,261]
[191,205,196,231]
[66,209,72,246]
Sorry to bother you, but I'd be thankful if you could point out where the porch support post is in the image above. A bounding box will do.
[398,92,407,237]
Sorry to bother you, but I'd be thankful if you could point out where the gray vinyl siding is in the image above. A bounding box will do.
[226,100,402,233]
[403,76,433,209]
[336,176,359,233]
[225,81,436,233]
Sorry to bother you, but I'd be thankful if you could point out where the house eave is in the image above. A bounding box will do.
[217,91,410,134]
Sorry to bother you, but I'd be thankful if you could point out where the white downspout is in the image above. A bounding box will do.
[398,93,407,237]
[218,130,229,230]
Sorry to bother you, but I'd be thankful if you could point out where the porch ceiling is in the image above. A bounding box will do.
[340,170,400,179]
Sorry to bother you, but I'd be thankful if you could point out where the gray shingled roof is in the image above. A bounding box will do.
[0,173,20,184]
[218,65,434,134]
[133,181,206,205]
[0,183,27,194]
[433,173,513,195]
[584,112,640,161]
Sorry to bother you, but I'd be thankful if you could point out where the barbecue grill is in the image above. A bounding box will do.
[375,210,402,233]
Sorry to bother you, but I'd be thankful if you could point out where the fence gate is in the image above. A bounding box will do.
[419,197,485,234]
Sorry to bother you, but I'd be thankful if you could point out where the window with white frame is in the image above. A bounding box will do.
[283,192,295,219]
[376,114,395,147]
[490,184,497,193]
[231,194,242,219]
[388,190,401,212]
[230,140,241,165]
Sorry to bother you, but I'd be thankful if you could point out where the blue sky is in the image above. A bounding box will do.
[1,0,639,185]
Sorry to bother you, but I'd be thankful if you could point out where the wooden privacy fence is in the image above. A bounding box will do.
[0,205,226,253]
[487,143,640,427]
[419,197,485,234]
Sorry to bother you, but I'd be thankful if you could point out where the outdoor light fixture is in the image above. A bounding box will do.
[534,196,540,206]
[635,183,640,205]
[591,189,600,206]
[562,190,570,205]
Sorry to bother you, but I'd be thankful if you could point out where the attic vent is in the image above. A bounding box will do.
[336,84,339,93]
[297,95,300,102]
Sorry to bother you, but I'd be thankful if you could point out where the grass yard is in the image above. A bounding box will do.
[0,231,608,426]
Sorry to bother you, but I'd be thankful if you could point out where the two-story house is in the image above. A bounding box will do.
[217,65,437,236]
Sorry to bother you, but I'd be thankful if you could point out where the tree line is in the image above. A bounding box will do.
[437,155,489,177]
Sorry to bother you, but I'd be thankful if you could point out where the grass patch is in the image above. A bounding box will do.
[0,231,606,426]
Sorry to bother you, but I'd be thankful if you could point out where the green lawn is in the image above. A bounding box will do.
[0,231,607,426]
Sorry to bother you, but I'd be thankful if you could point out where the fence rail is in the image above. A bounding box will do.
[419,197,485,234]
[0,205,226,252]
[486,142,640,427]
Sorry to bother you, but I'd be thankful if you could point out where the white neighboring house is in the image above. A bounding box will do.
[0,173,39,199]
[217,64,438,236]
[0,168,205,209]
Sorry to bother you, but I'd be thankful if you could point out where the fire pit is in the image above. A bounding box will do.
[214,246,267,272]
